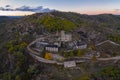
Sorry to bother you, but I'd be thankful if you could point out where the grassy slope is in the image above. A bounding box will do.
[0,11,120,80]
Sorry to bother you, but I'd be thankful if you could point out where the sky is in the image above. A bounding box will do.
[0,0,120,16]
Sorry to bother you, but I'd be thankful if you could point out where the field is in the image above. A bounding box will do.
[96,41,120,57]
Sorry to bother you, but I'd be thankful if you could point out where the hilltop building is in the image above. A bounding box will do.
[36,41,49,51]
[74,42,87,49]
[60,31,72,42]
[54,42,61,47]
[45,45,59,52]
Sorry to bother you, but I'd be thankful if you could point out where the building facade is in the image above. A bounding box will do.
[60,31,72,42]
[36,41,49,51]
[74,42,87,49]
[45,45,59,52]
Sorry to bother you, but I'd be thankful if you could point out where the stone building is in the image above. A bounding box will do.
[64,61,76,68]
[45,45,59,52]
[60,31,72,42]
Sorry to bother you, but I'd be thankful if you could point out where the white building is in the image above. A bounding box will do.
[54,42,61,47]
[36,41,49,51]
[45,45,59,52]
[74,42,87,49]
[64,61,76,68]
[60,31,72,42]
[36,41,48,47]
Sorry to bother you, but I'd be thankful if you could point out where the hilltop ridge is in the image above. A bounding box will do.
[0,11,120,80]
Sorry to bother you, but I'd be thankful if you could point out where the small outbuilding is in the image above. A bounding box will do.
[74,42,87,49]
[64,61,76,68]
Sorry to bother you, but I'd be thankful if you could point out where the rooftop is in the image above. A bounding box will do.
[76,42,86,46]
[46,45,59,48]
[64,61,76,68]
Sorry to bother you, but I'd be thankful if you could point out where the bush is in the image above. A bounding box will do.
[44,53,52,60]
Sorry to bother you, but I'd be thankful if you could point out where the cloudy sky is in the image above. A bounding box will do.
[0,0,120,16]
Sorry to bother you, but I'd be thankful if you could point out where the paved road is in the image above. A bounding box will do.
[27,36,58,64]
[29,52,57,64]
[96,40,120,46]
[95,40,120,61]
[27,38,120,65]
[98,56,120,61]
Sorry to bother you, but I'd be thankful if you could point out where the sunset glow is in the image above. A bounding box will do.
[0,0,120,16]
[0,11,35,16]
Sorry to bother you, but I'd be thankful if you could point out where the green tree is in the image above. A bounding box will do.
[92,66,120,80]
[63,51,68,57]
[27,65,36,74]
[69,51,74,57]
[91,56,97,61]
[8,46,14,53]
[90,44,95,50]
[44,53,52,60]
[15,75,21,80]
[1,72,12,80]
[40,15,76,32]
[20,42,27,48]
[77,49,84,57]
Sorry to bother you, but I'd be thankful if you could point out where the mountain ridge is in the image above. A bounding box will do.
[7,11,120,33]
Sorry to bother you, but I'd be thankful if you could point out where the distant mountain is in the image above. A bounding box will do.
[7,16,24,19]
[116,15,120,17]
[0,16,9,20]
[0,16,24,21]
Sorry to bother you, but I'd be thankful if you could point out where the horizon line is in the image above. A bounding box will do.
[0,10,120,16]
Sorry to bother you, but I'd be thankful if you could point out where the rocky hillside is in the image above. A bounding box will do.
[0,11,120,80]
[4,11,120,44]
[7,12,120,34]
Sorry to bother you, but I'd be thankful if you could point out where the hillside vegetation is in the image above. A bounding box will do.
[0,11,120,80]
[31,14,77,31]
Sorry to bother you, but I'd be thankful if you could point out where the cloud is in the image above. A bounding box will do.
[15,6,33,11]
[15,6,54,12]
[5,5,10,7]
[0,5,54,12]
[114,9,120,12]
[0,7,13,11]
[0,7,4,10]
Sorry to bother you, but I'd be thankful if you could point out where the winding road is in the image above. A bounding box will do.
[27,36,58,64]
[27,38,120,65]
[98,56,120,61]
